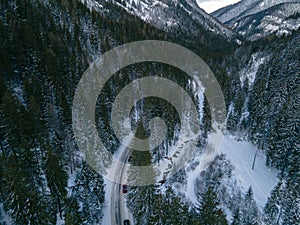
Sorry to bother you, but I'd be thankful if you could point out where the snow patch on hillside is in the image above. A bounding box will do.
[213,0,297,23]
[220,136,279,209]
[0,203,13,225]
[239,53,268,88]
[183,136,278,210]
[213,0,300,40]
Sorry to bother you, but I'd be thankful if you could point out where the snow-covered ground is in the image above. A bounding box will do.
[239,53,269,88]
[102,178,114,225]
[184,135,278,210]
[0,203,12,225]
[220,136,279,209]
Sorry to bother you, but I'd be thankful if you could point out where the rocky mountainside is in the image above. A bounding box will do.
[212,0,300,40]
[83,0,241,42]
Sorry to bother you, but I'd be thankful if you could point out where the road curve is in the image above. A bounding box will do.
[110,142,133,225]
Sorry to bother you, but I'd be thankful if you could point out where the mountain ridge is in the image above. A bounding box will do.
[212,0,300,40]
[81,0,241,43]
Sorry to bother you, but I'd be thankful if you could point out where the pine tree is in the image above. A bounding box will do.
[64,197,83,225]
[44,144,68,219]
[231,209,241,225]
[148,187,193,225]
[241,187,260,225]
[169,194,191,224]
[282,160,300,224]
[72,162,105,224]
[127,121,156,224]
[148,193,167,225]
[197,187,228,225]
[0,91,53,224]
[264,181,283,225]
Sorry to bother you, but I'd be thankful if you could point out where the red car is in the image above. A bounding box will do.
[122,184,128,193]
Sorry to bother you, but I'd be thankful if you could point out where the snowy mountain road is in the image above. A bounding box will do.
[110,139,134,225]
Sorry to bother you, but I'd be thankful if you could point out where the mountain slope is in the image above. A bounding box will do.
[83,0,241,43]
[0,0,238,224]
[0,0,298,224]
[212,0,297,23]
[213,29,300,223]
[212,0,300,40]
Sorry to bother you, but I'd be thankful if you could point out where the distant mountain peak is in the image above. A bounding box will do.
[212,0,300,40]
[81,0,241,43]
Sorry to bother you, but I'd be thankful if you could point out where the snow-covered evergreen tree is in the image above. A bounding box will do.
[197,186,228,225]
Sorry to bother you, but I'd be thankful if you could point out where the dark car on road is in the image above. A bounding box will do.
[124,219,130,225]
[122,184,128,193]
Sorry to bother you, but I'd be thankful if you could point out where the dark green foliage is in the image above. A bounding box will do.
[285,12,300,20]
[148,187,194,225]
[240,187,260,225]
[264,181,283,225]
[265,176,300,225]
[0,0,90,223]
[64,197,83,225]
[282,163,300,225]
[197,187,228,225]
[72,162,105,224]
[231,209,241,225]
[267,94,300,172]
[216,29,299,224]
[127,121,156,224]
[0,92,55,224]
[45,144,68,218]
[0,0,298,224]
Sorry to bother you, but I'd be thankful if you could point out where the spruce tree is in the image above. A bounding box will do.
[72,162,105,224]
[44,144,68,219]
[231,209,241,225]
[282,161,300,224]
[127,121,156,224]
[241,187,260,225]
[0,90,52,224]
[148,193,167,225]
[198,187,228,225]
[64,197,83,225]
[264,181,283,224]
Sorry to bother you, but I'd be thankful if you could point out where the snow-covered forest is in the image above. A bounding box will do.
[0,0,299,224]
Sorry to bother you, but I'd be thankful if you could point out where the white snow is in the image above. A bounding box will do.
[186,157,203,205]
[155,130,199,184]
[239,53,268,88]
[154,79,209,186]
[67,169,77,189]
[183,135,279,210]
[151,1,169,8]
[56,213,64,225]
[225,102,234,124]
[13,86,26,106]
[0,203,13,225]
[185,128,224,205]
[264,23,280,32]
[214,0,300,40]
[102,178,114,225]
[213,0,296,23]
[220,136,279,210]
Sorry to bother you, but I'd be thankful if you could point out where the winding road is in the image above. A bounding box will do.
[109,138,134,225]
